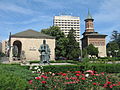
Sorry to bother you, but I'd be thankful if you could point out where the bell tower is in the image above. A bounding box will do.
[82,10,107,57]
[84,10,94,32]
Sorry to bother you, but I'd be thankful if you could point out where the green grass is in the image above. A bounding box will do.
[0,63,33,90]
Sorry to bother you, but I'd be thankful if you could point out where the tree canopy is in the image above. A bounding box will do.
[41,26,65,40]
[87,44,99,57]
[107,30,120,57]
[66,28,81,59]
[41,27,81,60]
[41,26,67,58]
[107,41,119,57]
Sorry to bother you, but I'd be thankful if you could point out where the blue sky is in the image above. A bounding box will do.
[0,0,120,43]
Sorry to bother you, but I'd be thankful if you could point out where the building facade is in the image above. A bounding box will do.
[8,29,55,61]
[82,11,107,57]
[53,15,80,42]
[2,40,8,55]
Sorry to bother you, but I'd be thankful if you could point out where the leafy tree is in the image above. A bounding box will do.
[106,41,119,57]
[111,30,120,47]
[82,48,88,58]
[41,26,67,57]
[111,30,120,42]
[66,28,81,59]
[41,26,65,40]
[87,44,99,57]
[107,30,120,57]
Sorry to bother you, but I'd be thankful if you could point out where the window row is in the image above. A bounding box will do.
[55,20,79,22]
[54,22,79,24]
[60,27,80,29]
[55,24,80,26]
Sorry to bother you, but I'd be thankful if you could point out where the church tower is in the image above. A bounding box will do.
[81,10,107,57]
[85,10,94,32]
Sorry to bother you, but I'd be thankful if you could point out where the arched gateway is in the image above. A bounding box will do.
[13,40,22,60]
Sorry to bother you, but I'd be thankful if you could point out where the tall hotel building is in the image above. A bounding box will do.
[53,15,80,42]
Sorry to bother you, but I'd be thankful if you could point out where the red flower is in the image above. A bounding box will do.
[66,77,69,80]
[107,81,112,84]
[109,85,113,88]
[75,71,81,73]
[101,72,105,75]
[57,72,63,75]
[85,70,94,75]
[41,75,48,79]
[82,74,85,76]
[76,74,80,76]
[118,82,120,85]
[29,80,32,84]
[65,81,78,84]
[112,84,117,86]
[95,74,99,76]
[81,77,86,80]
[92,83,97,85]
[62,73,67,76]
[70,77,77,80]
[41,81,47,84]
[35,77,40,80]
[103,83,108,88]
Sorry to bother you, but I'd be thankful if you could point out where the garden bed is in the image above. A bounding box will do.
[29,66,120,90]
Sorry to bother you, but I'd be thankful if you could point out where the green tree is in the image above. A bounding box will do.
[111,30,120,42]
[108,30,120,57]
[66,28,81,59]
[41,26,67,57]
[82,48,88,58]
[41,26,65,40]
[87,44,99,57]
[106,41,119,57]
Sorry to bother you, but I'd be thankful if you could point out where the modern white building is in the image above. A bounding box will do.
[53,15,80,42]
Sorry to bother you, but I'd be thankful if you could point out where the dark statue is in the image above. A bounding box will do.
[12,45,18,57]
[38,40,50,64]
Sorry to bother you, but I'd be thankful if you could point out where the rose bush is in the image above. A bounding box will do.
[29,69,120,90]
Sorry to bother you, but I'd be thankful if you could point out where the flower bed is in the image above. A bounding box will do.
[29,66,120,89]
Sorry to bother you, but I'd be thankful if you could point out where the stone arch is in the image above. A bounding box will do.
[13,40,22,59]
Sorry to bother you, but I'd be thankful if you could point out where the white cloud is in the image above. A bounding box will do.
[0,15,51,25]
[0,2,35,14]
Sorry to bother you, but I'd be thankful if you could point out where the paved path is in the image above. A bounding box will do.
[21,63,74,66]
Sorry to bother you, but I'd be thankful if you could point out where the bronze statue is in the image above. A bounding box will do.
[38,40,50,64]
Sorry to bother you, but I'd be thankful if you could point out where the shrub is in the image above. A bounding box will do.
[0,72,29,90]
[29,70,120,90]
[31,64,120,73]
[0,64,32,80]
[0,64,33,89]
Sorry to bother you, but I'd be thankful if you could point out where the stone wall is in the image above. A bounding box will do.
[88,37,107,57]
[10,37,55,61]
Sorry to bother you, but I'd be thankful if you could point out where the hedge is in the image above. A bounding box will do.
[35,64,120,73]
[29,60,80,64]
